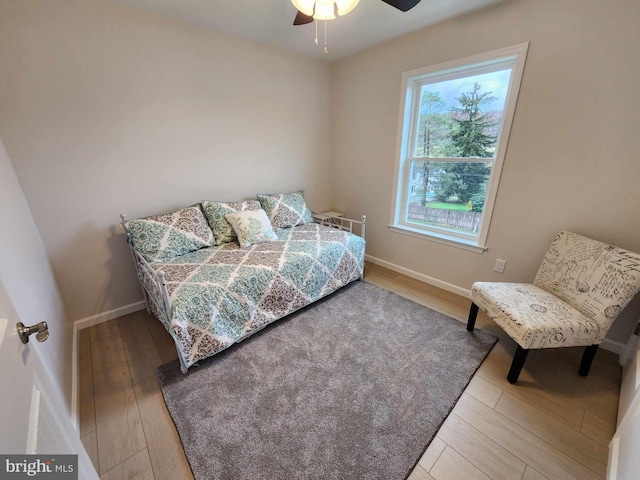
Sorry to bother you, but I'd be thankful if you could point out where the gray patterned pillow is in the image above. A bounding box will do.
[123,205,214,263]
[202,200,261,245]
[257,191,313,229]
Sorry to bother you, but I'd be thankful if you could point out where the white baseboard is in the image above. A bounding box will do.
[74,300,147,331]
[365,254,471,298]
[601,338,624,356]
[364,255,623,357]
[71,300,147,430]
[66,281,624,429]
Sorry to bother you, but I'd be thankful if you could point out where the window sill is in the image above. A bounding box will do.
[387,224,487,254]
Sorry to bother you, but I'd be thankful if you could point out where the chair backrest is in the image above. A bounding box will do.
[534,231,640,331]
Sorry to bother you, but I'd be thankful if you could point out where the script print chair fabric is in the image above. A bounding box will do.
[467,231,640,384]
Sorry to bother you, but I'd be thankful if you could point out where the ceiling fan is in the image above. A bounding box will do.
[291,0,422,53]
[292,0,422,26]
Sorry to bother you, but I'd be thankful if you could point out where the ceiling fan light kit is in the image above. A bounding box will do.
[291,0,360,18]
[291,0,314,16]
[291,0,421,54]
[313,1,337,21]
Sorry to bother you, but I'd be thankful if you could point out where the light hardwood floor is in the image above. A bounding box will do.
[80,262,621,479]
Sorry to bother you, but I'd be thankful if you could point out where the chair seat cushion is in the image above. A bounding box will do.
[471,282,602,349]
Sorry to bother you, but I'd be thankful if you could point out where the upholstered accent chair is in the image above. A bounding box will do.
[467,231,640,384]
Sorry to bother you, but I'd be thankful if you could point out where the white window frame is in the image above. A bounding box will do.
[389,43,529,253]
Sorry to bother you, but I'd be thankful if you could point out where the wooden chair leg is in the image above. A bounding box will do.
[579,344,599,376]
[507,346,529,384]
[467,302,479,332]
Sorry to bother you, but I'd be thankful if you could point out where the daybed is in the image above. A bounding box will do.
[121,192,366,373]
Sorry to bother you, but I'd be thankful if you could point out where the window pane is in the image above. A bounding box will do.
[406,161,492,235]
[413,69,512,159]
[393,43,529,247]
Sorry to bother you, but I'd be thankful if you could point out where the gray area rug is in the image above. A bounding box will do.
[157,281,496,480]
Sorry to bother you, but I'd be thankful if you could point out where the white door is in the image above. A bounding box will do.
[0,286,98,479]
[608,331,640,480]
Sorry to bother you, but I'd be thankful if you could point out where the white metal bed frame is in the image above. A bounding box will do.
[120,212,366,373]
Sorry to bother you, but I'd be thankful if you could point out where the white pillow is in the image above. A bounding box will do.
[225,209,278,248]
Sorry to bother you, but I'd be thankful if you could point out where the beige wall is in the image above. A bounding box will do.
[0,135,73,412]
[0,0,332,321]
[331,0,640,343]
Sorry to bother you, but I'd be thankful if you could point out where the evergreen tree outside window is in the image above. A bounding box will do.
[391,44,528,251]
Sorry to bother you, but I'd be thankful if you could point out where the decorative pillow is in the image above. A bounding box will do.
[225,209,278,248]
[202,200,261,245]
[257,191,313,229]
[122,205,214,263]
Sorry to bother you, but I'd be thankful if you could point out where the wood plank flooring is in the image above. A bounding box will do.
[80,262,620,479]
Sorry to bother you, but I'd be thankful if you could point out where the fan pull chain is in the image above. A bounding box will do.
[324,20,328,54]
[315,20,318,46]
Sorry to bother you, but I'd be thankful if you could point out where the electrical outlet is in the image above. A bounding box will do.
[494,259,507,273]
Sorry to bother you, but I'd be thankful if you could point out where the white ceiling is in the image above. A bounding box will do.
[109,0,507,60]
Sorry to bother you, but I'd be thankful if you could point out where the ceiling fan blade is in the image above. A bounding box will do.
[293,10,314,25]
[381,0,422,12]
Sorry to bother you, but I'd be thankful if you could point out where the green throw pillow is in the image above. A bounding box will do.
[123,205,214,263]
[257,191,313,229]
[202,200,261,245]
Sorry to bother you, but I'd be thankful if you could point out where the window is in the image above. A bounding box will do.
[390,43,528,252]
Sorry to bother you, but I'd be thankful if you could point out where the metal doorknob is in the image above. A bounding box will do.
[16,321,49,344]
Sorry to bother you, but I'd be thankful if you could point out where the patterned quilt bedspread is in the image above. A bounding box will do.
[148,223,366,369]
